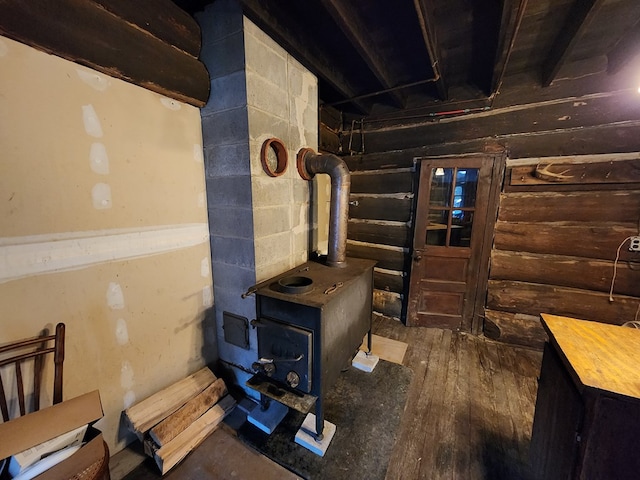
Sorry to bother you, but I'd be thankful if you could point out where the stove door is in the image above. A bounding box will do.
[256,318,313,393]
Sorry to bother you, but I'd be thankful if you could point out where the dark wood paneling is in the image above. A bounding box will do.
[320,104,343,132]
[490,251,637,296]
[346,122,640,165]
[351,172,413,194]
[486,280,639,324]
[509,159,640,186]
[529,343,584,479]
[0,0,209,107]
[497,190,640,223]
[347,222,410,248]
[373,270,404,294]
[483,309,547,349]
[346,244,405,271]
[337,88,640,334]
[344,121,640,160]
[580,396,640,479]
[373,289,402,317]
[422,256,469,282]
[320,123,341,154]
[495,69,627,110]
[349,196,412,222]
[504,122,640,159]
[494,222,638,261]
[344,151,416,172]
[353,93,640,154]
[342,153,416,324]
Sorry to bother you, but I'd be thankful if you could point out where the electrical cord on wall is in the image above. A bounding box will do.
[608,236,633,302]
[621,303,640,328]
[610,219,640,326]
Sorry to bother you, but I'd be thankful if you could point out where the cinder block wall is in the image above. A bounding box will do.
[197,0,319,395]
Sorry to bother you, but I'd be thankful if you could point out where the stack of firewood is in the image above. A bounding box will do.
[124,367,235,474]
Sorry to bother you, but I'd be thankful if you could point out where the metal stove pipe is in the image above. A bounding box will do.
[297,148,350,268]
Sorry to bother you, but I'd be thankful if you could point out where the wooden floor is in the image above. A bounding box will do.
[111,316,543,480]
[371,315,543,480]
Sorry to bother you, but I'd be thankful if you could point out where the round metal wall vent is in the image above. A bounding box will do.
[260,138,288,177]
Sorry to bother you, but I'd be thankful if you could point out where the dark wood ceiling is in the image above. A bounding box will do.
[175,0,640,118]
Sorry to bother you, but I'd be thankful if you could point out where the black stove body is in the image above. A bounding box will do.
[248,257,376,438]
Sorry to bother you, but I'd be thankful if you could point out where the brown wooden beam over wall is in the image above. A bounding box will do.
[0,0,210,107]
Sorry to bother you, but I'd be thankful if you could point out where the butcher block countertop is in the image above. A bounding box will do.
[540,314,640,400]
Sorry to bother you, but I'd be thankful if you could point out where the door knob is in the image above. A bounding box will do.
[413,254,422,262]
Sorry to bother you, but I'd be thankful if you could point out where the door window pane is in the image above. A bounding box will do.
[450,211,474,247]
[429,168,453,207]
[453,169,478,208]
[424,167,479,248]
[426,210,448,245]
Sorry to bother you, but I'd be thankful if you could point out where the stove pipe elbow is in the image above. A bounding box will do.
[297,148,350,268]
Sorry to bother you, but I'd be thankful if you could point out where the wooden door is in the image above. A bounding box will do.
[407,155,502,331]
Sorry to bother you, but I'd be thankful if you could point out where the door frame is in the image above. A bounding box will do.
[408,152,506,334]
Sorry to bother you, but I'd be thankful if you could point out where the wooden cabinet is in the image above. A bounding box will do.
[530,314,640,480]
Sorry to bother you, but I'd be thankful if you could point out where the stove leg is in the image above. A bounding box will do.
[367,328,373,354]
[295,410,336,456]
[314,399,325,441]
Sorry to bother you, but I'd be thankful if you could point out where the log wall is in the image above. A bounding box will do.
[326,87,640,346]
[320,108,415,320]
[346,166,414,319]
[487,159,640,348]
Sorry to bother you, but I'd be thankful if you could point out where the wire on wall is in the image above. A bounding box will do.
[609,222,640,325]
[608,236,633,302]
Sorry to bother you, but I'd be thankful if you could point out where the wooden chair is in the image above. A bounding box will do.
[0,323,111,479]
[0,323,65,422]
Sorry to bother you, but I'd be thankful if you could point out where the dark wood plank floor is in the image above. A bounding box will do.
[371,315,543,480]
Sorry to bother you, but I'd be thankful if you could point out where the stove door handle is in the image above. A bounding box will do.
[258,355,303,364]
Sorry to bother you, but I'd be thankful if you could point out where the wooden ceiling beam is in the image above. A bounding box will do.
[607,20,640,75]
[0,0,209,107]
[320,0,405,109]
[541,0,606,87]
[413,0,448,101]
[95,0,202,57]
[238,0,371,115]
[490,0,528,96]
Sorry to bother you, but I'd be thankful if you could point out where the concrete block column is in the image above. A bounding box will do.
[197,0,318,397]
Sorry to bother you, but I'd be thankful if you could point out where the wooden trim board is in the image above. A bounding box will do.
[360,334,408,365]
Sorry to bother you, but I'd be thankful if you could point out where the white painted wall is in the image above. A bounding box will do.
[0,36,215,453]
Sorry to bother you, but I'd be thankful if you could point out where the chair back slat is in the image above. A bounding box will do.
[53,323,65,405]
[34,348,43,412]
[0,334,56,354]
[15,360,25,416]
[0,348,56,368]
[0,375,9,421]
[0,323,65,422]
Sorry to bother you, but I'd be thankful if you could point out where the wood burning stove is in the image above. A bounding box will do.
[247,256,376,439]
[244,148,376,440]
